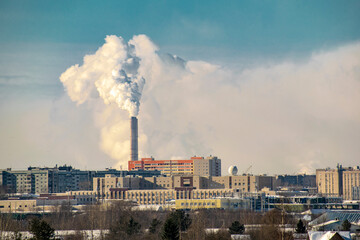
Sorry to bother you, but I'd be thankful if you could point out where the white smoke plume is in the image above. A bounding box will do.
[60,35,151,117]
[57,35,360,174]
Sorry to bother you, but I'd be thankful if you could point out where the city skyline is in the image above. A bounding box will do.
[0,1,360,175]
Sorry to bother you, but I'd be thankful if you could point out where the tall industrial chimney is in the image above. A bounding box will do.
[130,116,138,161]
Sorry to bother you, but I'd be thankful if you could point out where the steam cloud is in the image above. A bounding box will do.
[55,34,360,174]
[60,35,151,117]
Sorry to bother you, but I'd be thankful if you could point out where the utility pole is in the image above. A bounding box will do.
[281,198,285,240]
[179,215,181,240]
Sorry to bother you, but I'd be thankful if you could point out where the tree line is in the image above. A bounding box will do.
[0,201,351,240]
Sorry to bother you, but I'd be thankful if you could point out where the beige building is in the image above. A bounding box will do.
[316,168,342,197]
[343,169,360,200]
[316,165,360,200]
[175,197,250,210]
[64,191,96,205]
[0,199,37,213]
[211,175,273,192]
[192,156,221,176]
[92,174,274,205]
[107,188,234,205]
[93,174,273,196]
[93,174,142,198]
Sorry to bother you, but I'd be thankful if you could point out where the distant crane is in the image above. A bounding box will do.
[244,165,252,175]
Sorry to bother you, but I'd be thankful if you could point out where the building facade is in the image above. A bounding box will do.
[93,174,274,205]
[105,188,234,205]
[175,197,250,210]
[128,156,221,176]
[316,165,360,200]
[8,168,49,194]
[0,199,37,213]
[0,166,161,195]
[342,168,360,200]
[316,167,343,197]
[274,174,316,189]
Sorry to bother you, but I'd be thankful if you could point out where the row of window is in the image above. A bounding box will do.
[181,202,215,206]
[0,204,31,208]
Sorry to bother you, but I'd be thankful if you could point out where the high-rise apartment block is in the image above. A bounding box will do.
[316,167,342,197]
[316,165,360,200]
[128,156,221,176]
[0,168,50,194]
[343,168,360,200]
[0,166,160,195]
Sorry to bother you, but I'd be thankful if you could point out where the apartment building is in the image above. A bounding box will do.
[353,186,360,200]
[128,156,221,176]
[0,170,16,193]
[0,166,160,194]
[316,167,343,197]
[316,165,360,200]
[343,169,360,200]
[7,168,49,194]
[0,167,87,194]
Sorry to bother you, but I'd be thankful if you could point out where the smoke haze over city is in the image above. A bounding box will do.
[0,1,360,175]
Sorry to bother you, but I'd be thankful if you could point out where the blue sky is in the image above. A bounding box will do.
[0,0,359,173]
[1,1,360,53]
[1,0,359,97]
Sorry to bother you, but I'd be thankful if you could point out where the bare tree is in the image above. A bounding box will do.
[184,211,206,240]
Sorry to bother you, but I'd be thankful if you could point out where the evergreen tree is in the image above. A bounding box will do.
[162,217,179,240]
[228,221,245,234]
[170,210,192,231]
[341,219,351,231]
[295,219,307,233]
[126,216,141,235]
[29,218,55,240]
[149,218,162,234]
